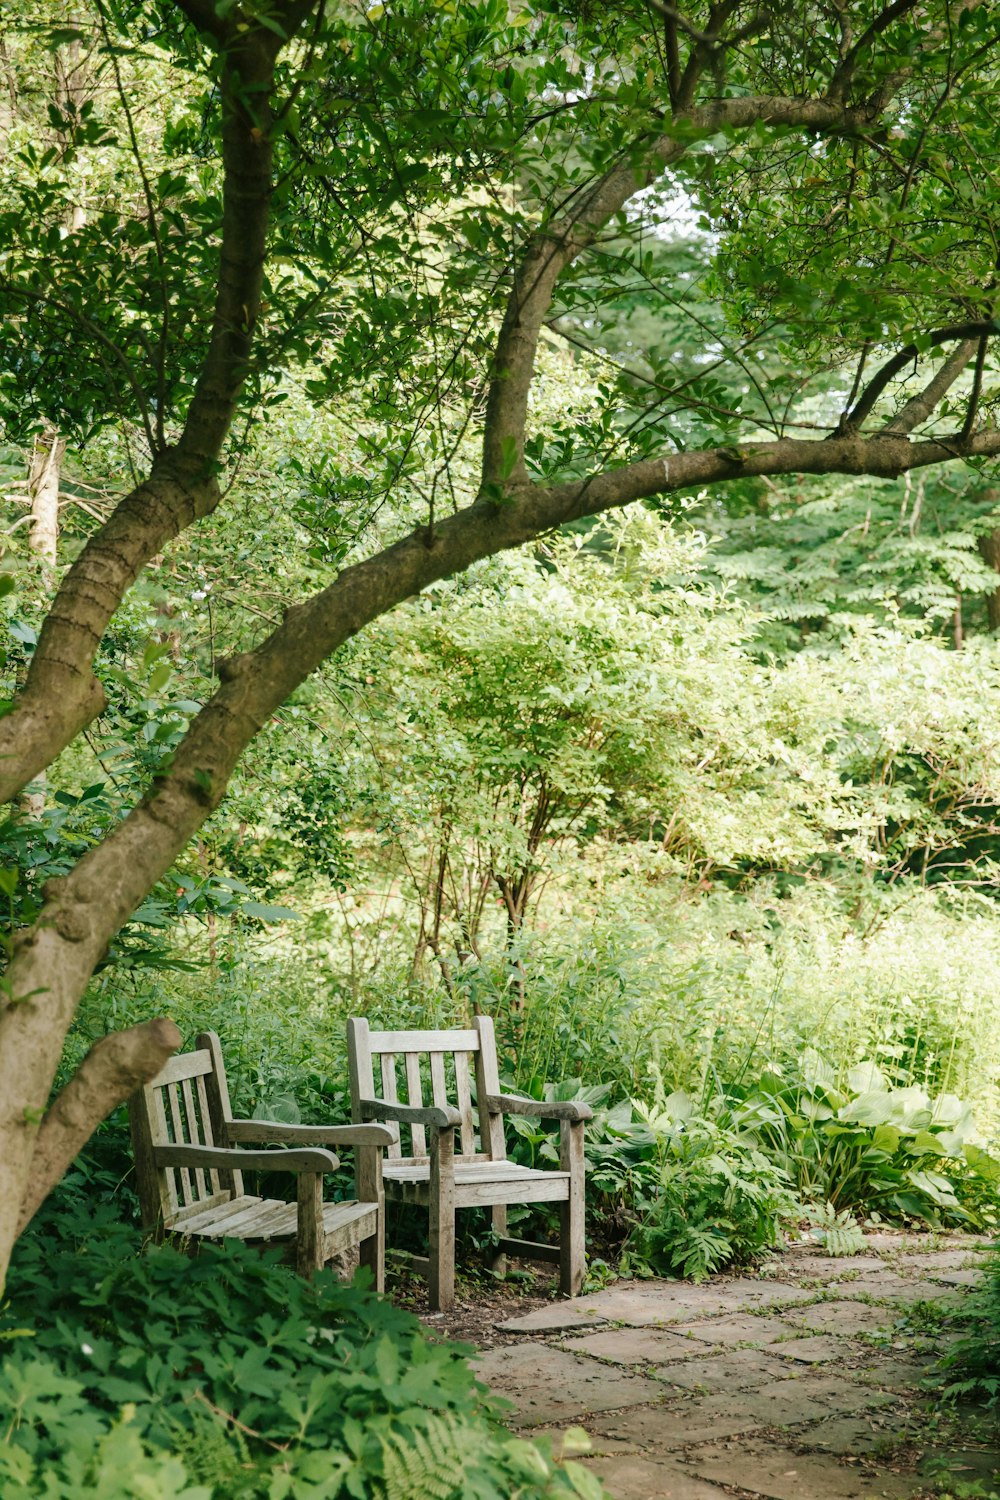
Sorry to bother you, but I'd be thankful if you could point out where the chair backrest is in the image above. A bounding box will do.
[128,1030,242,1230]
[347,1015,505,1164]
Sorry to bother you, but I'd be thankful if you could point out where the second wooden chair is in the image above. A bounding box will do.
[347,1014,591,1310]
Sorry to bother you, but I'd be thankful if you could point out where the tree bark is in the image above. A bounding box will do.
[15,1018,182,1237]
[981,539,1000,631]
[27,425,64,583]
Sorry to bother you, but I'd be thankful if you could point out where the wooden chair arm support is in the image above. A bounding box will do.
[153,1143,341,1173]
[228,1119,395,1148]
[360,1099,461,1129]
[486,1093,593,1122]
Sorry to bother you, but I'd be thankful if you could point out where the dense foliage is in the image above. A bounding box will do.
[1,1201,600,1499]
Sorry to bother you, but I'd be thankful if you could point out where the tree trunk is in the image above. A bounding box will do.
[18,426,65,819]
[27,425,63,585]
[978,526,1000,632]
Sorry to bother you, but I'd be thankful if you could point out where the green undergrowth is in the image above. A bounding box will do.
[0,1201,605,1500]
[939,1241,1000,1407]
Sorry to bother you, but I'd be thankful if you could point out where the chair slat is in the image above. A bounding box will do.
[454,1052,475,1156]
[429,1052,448,1113]
[473,1016,506,1162]
[404,1053,426,1158]
[369,1028,479,1054]
[196,1030,243,1197]
[380,1053,402,1159]
[165,1082,194,1204]
[181,1077,208,1201]
[153,1050,213,1087]
[195,1073,222,1195]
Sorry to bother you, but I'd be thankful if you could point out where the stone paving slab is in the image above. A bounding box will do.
[497,1303,612,1333]
[589,1396,765,1449]
[561,1327,717,1366]
[931,1267,983,1287]
[695,1283,816,1314]
[685,1441,922,1498]
[771,1335,854,1365]
[898,1249,988,1271]
[832,1276,942,1304]
[800,1413,916,1456]
[519,1288,716,1329]
[853,1356,935,1390]
[783,1299,897,1336]
[725,1372,893,1426]
[779,1255,886,1279]
[587,1373,891,1456]
[473,1344,664,1427]
[677,1314,791,1346]
[654,1349,795,1395]
[582,1454,730,1499]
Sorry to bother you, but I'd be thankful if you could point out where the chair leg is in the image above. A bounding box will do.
[428,1125,456,1311]
[296,1172,325,1278]
[489,1205,508,1278]
[559,1119,586,1297]
[356,1145,385,1293]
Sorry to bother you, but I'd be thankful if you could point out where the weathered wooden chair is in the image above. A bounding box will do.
[128,1030,393,1284]
[346,1015,592,1310]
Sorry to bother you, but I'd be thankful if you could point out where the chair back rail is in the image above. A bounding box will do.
[347,1016,506,1164]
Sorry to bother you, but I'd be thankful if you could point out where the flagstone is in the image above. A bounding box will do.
[473,1344,663,1427]
[685,1441,923,1498]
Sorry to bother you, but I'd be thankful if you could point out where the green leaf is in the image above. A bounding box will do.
[239,901,299,922]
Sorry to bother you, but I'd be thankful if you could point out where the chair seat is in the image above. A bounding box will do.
[383,1157,571,1208]
[169,1194,378,1255]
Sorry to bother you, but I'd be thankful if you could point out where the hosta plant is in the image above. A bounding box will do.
[736,1049,1000,1227]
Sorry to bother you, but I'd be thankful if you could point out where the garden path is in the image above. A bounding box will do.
[472,1236,998,1499]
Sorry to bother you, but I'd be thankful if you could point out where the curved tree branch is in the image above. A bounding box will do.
[0,2,319,808]
[844,321,998,432]
[16,1017,182,1236]
[882,338,979,435]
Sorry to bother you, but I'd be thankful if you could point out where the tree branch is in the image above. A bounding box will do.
[882,338,979,435]
[844,321,997,432]
[15,1017,181,1236]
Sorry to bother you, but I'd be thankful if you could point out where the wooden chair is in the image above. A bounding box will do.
[347,1015,592,1310]
[128,1030,393,1284]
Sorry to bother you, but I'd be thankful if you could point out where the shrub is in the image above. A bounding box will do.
[735,1049,1000,1228]
[623,1093,798,1280]
[939,1242,1000,1407]
[1,1203,605,1499]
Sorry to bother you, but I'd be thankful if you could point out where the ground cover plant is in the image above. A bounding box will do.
[1,1196,602,1500]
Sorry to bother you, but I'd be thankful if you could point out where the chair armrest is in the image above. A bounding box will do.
[228,1119,395,1148]
[360,1099,461,1128]
[486,1093,593,1122]
[153,1144,340,1173]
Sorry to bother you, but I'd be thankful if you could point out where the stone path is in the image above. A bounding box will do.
[474,1236,999,1499]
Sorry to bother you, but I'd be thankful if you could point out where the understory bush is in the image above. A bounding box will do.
[734,1049,1000,1229]
[1,1203,603,1500]
[939,1242,1000,1406]
[609,1092,797,1281]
